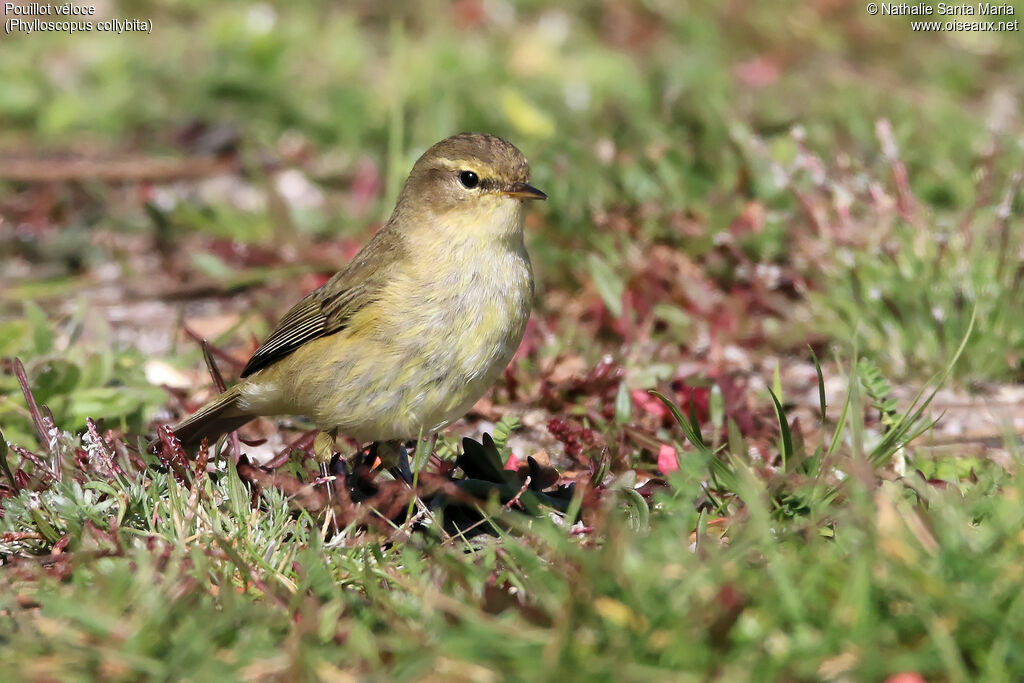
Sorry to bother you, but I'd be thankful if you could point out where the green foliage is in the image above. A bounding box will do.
[0,303,167,446]
[4,1,1020,308]
[3,1,1023,678]
[818,215,1024,382]
[859,357,900,430]
[491,413,521,454]
[2,415,1023,679]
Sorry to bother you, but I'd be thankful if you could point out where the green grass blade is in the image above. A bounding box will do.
[809,346,827,423]
[651,390,708,452]
[767,386,793,472]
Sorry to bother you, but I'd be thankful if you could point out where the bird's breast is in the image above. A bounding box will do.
[377,241,533,367]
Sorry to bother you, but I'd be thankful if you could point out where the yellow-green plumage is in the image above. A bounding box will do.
[164,133,543,456]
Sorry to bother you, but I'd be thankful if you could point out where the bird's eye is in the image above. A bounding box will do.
[459,171,480,189]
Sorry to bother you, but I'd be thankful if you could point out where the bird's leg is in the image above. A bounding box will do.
[313,429,338,465]
[370,440,413,485]
[393,441,413,485]
[314,429,340,527]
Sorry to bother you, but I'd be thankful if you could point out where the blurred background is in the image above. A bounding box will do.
[1,0,1022,455]
[5,4,1024,678]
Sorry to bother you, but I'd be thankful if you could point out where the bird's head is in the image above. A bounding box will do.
[391,133,546,241]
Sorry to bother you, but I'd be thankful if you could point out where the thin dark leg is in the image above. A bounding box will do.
[392,441,413,484]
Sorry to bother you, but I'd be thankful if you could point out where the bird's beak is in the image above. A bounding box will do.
[501,182,547,201]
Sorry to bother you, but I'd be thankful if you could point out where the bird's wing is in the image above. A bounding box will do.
[239,228,405,378]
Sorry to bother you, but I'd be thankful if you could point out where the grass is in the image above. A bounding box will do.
[3,1,1024,680]
[3,366,1024,680]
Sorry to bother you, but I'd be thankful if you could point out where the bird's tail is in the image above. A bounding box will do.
[150,385,251,453]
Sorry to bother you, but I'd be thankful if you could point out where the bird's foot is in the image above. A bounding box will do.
[368,440,413,485]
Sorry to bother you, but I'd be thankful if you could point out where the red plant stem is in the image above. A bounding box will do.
[183,325,245,369]
[13,358,49,452]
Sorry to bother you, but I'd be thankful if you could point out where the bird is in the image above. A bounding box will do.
[153,133,545,473]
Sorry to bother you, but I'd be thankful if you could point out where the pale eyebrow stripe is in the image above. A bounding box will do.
[435,158,484,171]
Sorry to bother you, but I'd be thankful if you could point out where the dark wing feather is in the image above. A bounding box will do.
[239,227,406,378]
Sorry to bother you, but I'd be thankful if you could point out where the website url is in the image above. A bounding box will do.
[910,19,1020,29]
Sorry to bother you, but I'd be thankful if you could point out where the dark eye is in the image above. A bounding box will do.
[459,171,479,189]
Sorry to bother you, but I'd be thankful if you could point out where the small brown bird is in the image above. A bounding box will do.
[155,133,545,470]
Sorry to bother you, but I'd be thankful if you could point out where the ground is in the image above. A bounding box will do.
[1,1,1023,680]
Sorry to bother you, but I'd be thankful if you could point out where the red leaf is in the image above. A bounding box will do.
[886,675,926,683]
[504,453,520,471]
[631,389,670,418]
[657,444,679,474]
[673,382,711,424]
